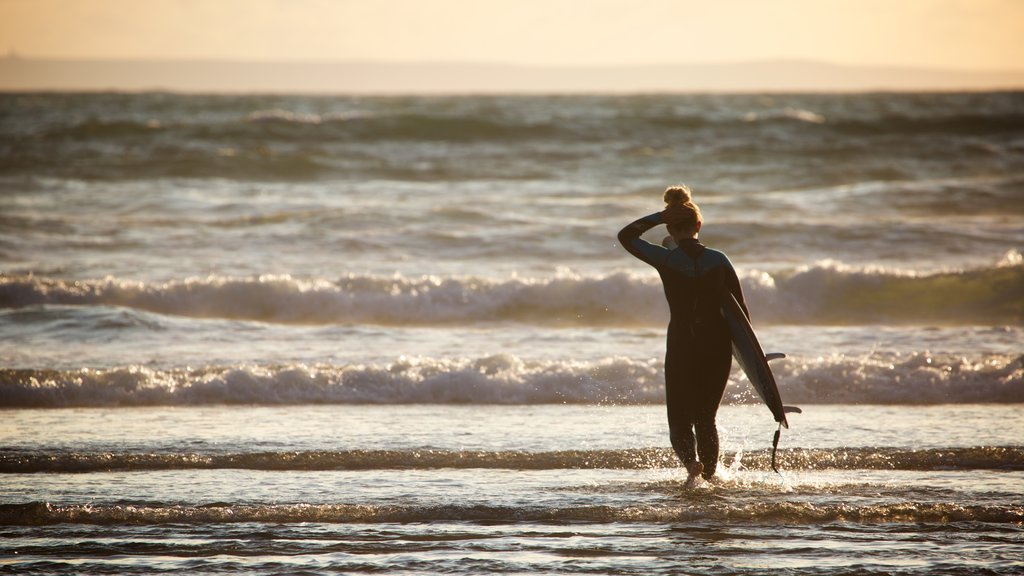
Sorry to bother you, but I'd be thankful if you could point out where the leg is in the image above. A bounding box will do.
[664,345,698,470]
[694,416,719,479]
[692,333,733,479]
[668,407,703,485]
[665,382,697,467]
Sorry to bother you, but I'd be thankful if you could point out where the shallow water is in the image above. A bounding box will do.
[1,405,1022,575]
[2,91,1023,573]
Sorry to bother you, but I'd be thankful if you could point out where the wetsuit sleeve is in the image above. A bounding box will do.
[723,256,750,321]
[618,212,670,267]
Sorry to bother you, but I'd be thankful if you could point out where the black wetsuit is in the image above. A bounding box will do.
[618,212,748,478]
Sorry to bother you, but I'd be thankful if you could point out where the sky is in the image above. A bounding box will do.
[1,0,1023,71]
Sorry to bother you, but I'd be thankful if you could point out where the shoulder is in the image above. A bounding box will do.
[699,247,735,270]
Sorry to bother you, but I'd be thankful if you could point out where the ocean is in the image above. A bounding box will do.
[1,91,1022,575]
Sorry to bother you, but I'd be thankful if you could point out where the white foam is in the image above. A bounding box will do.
[2,352,1020,408]
[1,257,1019,327]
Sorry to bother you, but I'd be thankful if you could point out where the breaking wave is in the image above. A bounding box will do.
[1,352,1020,407]
[2,257,1021,326]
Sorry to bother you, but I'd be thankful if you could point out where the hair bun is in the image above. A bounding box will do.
[663,185,692,207]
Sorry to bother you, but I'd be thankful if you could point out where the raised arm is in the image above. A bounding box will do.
[617,212,671,267]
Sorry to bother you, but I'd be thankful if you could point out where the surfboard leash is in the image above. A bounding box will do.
[770,422,783,474]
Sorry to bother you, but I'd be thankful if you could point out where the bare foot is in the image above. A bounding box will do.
[684,461,704,488]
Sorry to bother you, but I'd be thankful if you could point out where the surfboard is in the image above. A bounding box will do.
[720,292,800,428]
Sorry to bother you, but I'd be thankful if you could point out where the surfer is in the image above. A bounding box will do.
[618,185,749,484]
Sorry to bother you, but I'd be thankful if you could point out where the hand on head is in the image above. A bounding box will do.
[661,203,693,226]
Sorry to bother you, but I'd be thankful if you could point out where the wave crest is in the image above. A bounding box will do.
[1,352,1020,407]
[2,259,1021,326]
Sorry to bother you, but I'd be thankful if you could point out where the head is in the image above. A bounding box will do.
[663,185,703,240]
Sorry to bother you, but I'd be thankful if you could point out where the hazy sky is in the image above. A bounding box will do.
[2,0,1022,70]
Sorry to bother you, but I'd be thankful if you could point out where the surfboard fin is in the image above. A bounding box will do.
[765,353,786,362]
[783,406,802,414]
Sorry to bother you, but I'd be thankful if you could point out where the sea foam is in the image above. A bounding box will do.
[1,352,1020,408]
[1,256,1021,326]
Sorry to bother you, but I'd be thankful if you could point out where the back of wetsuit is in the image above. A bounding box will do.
[661,239,726,338]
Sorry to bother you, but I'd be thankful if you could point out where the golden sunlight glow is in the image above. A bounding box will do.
[1,0,1022,71]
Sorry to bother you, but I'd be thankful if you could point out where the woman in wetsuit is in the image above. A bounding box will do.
[618,185,749,482]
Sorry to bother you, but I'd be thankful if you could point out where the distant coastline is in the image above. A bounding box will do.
[2,56,1023,94]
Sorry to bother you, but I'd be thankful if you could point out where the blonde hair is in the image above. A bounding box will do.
[663,184,702,236]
